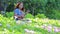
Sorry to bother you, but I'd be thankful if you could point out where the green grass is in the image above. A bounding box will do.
[0,14,60,34]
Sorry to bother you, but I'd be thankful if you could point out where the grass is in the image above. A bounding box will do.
[0,14,60,34]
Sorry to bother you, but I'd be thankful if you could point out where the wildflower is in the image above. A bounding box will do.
[25,29,30,32]
[54,26,59,32]
[24,29,35,34]
[47,25,52,32]
[41,24,47,29]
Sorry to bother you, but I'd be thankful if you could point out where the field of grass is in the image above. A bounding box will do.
[0,14,60,34]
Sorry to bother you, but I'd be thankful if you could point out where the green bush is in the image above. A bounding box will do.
[25,13,34,18]
[35,13,46,18]
[5,12,34,18]
[6,12,14,18]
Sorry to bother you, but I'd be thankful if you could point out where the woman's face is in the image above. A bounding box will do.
[19,3,23,9]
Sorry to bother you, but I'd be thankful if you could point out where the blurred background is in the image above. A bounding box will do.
[0,0,60,34]
[0,0,60,19]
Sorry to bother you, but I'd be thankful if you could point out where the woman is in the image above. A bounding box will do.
[14,2,25,20]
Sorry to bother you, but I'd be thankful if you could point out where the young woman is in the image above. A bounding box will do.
[14,2,25,20]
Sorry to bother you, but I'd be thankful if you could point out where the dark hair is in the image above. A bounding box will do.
[15,2,24,11]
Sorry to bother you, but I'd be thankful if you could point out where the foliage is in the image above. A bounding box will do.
[5,12,14,18]
[0,14,60,34]
[25,13,34,18]
[35,13,46,18]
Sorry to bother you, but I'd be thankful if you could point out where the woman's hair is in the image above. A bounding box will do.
[15,2,24,11]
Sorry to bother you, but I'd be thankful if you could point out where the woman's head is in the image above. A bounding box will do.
[15,2,24,11]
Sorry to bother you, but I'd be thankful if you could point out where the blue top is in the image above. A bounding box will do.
[14,8,24,16]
